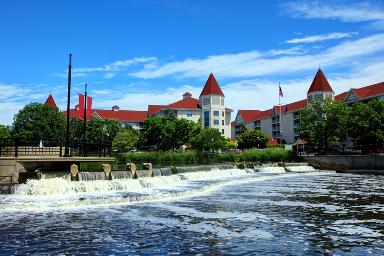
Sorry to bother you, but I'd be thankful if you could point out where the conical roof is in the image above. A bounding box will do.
[307,68,334,93]
[45,94,58,109]
[200,73,224,97]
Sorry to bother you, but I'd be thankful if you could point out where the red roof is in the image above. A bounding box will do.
[274,99,307,114]
[147,97,201,116]
[148,105,167,116]
[238,110,261,123]
[92,110,147,122]
[352,82,384,99]
[63,109,147,122]
[45,94,58,109]
[238,108,275,123]
[200,73,225,97]
[335,91,348,102]
[168,97,200,109]
[307,68,334,93]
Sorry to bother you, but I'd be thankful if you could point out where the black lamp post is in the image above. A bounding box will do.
[83,83,87,156]
[64,54,72,157]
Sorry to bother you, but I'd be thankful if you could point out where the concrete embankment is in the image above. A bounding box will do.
[304,155,384,174]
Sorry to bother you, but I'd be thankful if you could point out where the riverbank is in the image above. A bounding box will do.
[115,148,294,167]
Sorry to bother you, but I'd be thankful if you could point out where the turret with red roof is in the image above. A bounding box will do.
[307,68,335,102]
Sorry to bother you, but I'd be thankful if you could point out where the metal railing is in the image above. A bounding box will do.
[0,139,112,157]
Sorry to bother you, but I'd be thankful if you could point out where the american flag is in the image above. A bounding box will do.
[279,85,283,97]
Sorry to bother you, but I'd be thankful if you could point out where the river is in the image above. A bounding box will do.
[0,166,383,255]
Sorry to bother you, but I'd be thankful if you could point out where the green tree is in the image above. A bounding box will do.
[0,125,12,144]
[298,98,348,151]
[112,126,139,152]
[12,102,65,141]
[87,116,122,143]
[348,99,384,152]
[237,129,270,149]
[190,128,227,152]
[142,117,200,150]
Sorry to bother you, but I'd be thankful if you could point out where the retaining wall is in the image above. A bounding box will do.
[304,155,384,172]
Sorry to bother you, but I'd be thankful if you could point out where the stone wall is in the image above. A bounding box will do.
[0,157,25,183]
[304,155,384,171]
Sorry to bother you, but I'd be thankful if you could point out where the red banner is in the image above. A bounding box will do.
[78,94,92,120]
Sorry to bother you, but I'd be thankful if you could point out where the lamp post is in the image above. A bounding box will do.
[257,136,260,149]
[83,83,87,157]
[64,54,72,157]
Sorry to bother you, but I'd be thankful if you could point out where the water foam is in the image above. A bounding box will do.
[1,168,324,212]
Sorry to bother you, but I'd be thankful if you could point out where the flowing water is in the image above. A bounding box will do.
[0,166,383,255]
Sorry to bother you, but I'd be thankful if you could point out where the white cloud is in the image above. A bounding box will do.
[129,34,384,79]
[0,83,30,100]
[283,1,384,23]
[103,73,116,79]
[53,57,157,78]
[286,32,357,44]
[269,46,307,55]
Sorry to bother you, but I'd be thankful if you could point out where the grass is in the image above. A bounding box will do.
[115,148,294,166]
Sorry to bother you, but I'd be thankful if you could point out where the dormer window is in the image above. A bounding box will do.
[112,105,120,111]
[183,92,192,99]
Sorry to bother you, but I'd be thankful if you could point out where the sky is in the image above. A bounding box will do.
[1,0,384,125]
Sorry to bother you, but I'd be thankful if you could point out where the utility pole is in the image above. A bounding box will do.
[64,54,72,157]
[83,84,87,156]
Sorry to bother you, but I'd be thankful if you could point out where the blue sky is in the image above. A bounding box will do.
[1,0,384,125]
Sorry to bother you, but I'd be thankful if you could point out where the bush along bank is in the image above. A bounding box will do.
[115,148,295,166]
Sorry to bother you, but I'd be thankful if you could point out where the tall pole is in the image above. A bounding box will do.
[64,54,72,157]
[279,82,282,145]
[83,84,87,156]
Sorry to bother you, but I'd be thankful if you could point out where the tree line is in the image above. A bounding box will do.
[298,98,384,153]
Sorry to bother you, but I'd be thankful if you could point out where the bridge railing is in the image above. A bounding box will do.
[0,139,112,158]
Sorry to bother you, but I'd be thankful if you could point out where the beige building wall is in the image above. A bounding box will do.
[200,95,231,138]
[260,118,273,137]
[281,112,295,144]
[176,110,201,123]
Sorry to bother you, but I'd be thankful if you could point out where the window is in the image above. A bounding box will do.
[214,119,219,125]
[222,120,224,125]
[204,111,210,127]
[222,129,225,134]
[203,98,210,106]
[222,111,224,117]
[186,111,192,117]
[213,111,219,117]
[212,97,220,105]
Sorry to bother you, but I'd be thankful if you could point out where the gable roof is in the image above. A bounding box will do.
[45,94,58,109]
[148,105,167,116]
[238,110,261,123]
[307,68,334,93]
[168,97,200,109]
[352,82,384,99]
[200,73,225,97]
[92,110,147,122]
[147,97,201,116]
[335,91,348,102]
[62,109,147,122]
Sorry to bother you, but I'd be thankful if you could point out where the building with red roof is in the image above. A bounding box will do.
[44,94,58,111]
[148,73,233,138]
[234,69,384,143]
[61,95,147,133]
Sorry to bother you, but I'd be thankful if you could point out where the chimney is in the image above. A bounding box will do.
[112,105,120,111]
[183,92,192,99]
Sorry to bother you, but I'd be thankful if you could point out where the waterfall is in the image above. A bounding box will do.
[79,171,106,181]
[111,171,132,180]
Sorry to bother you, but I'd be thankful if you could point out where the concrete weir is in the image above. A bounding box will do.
[0,156,115,183]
